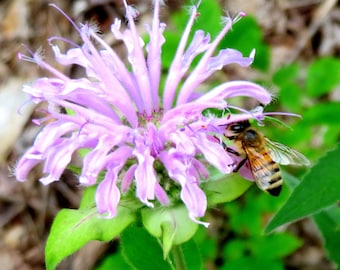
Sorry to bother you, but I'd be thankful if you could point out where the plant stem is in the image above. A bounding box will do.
[171,245,187,270]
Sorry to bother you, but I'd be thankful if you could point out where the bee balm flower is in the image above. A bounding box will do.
[16,0,271,226]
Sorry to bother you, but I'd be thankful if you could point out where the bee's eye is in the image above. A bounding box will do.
[229,121,250,132]
[231,124,243,132]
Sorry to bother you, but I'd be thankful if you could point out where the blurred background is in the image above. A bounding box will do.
[0,0,339,269]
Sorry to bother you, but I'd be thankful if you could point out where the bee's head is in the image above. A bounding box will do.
[242,128,263,147]
[228,120,251,134]
[243,129,258,141]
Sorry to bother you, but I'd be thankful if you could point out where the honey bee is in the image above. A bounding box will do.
[225,120,310,196]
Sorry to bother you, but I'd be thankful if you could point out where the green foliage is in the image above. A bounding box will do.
[221,257,285,270]
[273,64,302,111]
[266,145,340,232]
[226,187,287,235]
[313,205,340,269]
[120,225,202,270]
[95,245,133,270]
[161,31,182,70]
[222,233,301,270]
[217,187,302,269]
[190,175,301,269]
[273,64,299,86]
[306,57,340,97]
[45,207,135,270]
[121,225,172,270]
[142,205,198,258]
[203,172,253,205]
[45,186,136,270]
[271,58,340,161]
[304,102,340,125]
[174,240,202,270]
[193,226,217,262]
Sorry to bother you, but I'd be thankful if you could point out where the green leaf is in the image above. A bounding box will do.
[171,240,202,270]
[304,102,340,125]
[95,247,133,270]
[142,205,198,258]
[225,195,263,236]
[265,144,340,233]
[220,257,284,270]
[323,125,340,147]
[313,205,340,268]
[45,207,135,270]
[182,240,202,270]
[223,233,301,263]
[273,64,303,112]
[193,226,216,261]
[273,64,299,87]
[281,170,300,191]
[306,57,340,97]
[79,185,97,209]
[279,83,302,112]
[121,225,172,270]
[203,173,252,205]
[162,31,182,69]
[250,233,302,259]
[223,239,247,260]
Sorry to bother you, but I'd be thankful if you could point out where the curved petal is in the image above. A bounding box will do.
[121,165,137,193]
[159,151,208,226]
[180,180,209,227]
[96,166,121,218]
[133,139,157,207]
[33,121,78,153]
[15,147,42,182]
[196,81,272,105]
[193,134,234,173]
[41,135,83,184]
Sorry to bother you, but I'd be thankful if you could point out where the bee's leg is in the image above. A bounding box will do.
[233,158,247,173]
[226,135,237,140]
[225,147,240,156]
[213,136,240,156]
[217,137,246,171]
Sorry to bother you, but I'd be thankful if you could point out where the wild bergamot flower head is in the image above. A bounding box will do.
[16,0,272,228]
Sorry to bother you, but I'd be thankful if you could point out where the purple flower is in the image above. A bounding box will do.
[16,0,272,226]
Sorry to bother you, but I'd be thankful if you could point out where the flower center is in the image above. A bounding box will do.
[137,108,164,129]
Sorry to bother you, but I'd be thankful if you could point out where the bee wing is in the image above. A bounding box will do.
[265,138,310,166]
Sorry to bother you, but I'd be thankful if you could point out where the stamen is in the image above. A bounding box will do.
[264,112,302,118]
[17,98,35,115]
[17,52,36,63]
[48,36,80,48]
[232,11,246,24]
[49,3,80,32]
[17,46,44,64]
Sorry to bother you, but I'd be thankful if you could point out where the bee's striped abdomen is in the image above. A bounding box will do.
[250,150,283,196]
